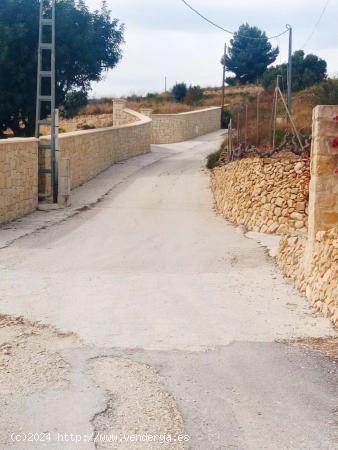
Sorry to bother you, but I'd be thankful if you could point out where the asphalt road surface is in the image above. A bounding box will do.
[0,131,336,450]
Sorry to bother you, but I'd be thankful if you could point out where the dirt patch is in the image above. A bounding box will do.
[0,314,80,395]
[88,356,186,450]
[286,336,338,360]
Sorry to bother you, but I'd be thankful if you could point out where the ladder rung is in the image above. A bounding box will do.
[39,168,51,174]
[40,71,52,77]
[39,95,52,102]
[41,19,53,26]
[39,144,52,150]
[38,119,52,125]
[40,43,53,50]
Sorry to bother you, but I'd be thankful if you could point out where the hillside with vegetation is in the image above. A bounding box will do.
[59,78,337,137]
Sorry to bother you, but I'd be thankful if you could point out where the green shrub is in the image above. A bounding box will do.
[171,82,188,103]
[221,110,232,128]
[261,50,327,91]
[63,91,88,118]
[146,92,160,101]
[310,78,338,104]
[206,150,222,169]
[186,85,204,105]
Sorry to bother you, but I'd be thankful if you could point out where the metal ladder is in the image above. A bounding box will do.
[35,0,58,203]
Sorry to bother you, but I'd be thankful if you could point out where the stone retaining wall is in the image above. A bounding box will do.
[211,156,310,235]
[211,105,338,327]
[40,109,151,192]
[151,107,221,144]
[40,100,137,135]
[278,105,338,327]
[113,100,137,126]
[0,109,151,223]
[278,228,338,326]
[0,138,38,225]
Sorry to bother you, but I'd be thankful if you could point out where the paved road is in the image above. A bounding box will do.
[0,131,336,450]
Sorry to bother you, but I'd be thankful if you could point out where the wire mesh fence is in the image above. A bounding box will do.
[224,87,311,163]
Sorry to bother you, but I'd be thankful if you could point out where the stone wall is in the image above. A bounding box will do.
[307,105,338,256]
[41,114,114,135]
[278,228,338,326]
[40,100,137,135]
[278,105,338,327]
[113,100,137,126]
[211,156,310,235]
[211,105,338,327]
[151,107,221,144]
[40,109,151,192]
[0,138,38,225]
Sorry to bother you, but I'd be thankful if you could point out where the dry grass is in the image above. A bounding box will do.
[72,83,327,140]
[226,86,319,148]
[288,337,338,360]
[292,91,317,133]
[126,100,199,114]
[81,100,114,115]
[40,113,115,135]
[78,84,263,117]
[204,84,263,97]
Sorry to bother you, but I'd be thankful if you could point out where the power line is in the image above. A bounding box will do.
[302,0,330,48]
[180,0,235,34]
[180,0,289,40]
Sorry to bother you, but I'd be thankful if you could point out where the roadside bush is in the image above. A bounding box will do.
[221,110,232,128]
[63,91,88,118]
[186,85,204,105]
[172,82,188,103]
[310,78,338,105]
[146,92,161,102]
[206,150,222,169]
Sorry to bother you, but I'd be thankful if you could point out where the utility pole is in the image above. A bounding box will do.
[35,0,58,203]
[221,42,227,128]
[256,92,260,145]
[244,103,248,145]
[286,24,293,116]
[165,76,167,93]
[272,75,282,150]
[228,118,233,162]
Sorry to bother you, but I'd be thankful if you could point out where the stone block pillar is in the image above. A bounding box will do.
[305,105,338,266]
[58,158,71,207]
[112,99,127,124]
[140,108,153,118]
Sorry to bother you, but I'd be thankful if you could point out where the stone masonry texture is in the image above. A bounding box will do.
[0,138,38,225]
[113,100,137,126]
[0,109,151,221]
[211,105,338,327]
[308,106,338,245]
[40,109,151,194]
[278,106,338,327]
[151,107,221,144]
[278,228,338,327]
[211,156,310,236]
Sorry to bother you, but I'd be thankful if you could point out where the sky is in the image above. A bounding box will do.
[84,0,338,98]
